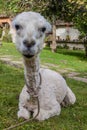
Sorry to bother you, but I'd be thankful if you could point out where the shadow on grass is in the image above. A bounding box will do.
[44,47,87,61]
[57,49,87,61]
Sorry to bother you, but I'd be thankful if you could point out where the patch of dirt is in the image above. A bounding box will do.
[0,55,87,83]
[59,60,67,64]
[44,63,60,68]
[67,72,87,83]
[0,56,23,68]
[57,69,68,74]
[71,77,87,83]
[67,72,80,77]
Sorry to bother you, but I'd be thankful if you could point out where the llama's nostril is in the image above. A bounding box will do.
[23,40,36,48]
[30,40,36,46]
[23,40,28,45]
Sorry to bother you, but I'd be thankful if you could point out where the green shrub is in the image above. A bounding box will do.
[63,44,69,49]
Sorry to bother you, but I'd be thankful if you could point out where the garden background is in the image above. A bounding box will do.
[0,0,87,130]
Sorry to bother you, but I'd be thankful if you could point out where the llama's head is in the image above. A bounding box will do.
[10,12,51,58]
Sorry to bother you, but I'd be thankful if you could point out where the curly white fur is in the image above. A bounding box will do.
[10,11,76,121]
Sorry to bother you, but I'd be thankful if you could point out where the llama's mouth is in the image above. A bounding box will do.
[23,54,34,58]
[22,49,35,58]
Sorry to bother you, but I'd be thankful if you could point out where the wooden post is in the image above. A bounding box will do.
[83,36,87,57]
[84,41,87,57]
[50,18,57,52]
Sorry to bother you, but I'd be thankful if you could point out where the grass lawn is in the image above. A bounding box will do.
[0,42,87,73]
[41,47,87,73]
[0,42,21,60]
[0,42,87,130]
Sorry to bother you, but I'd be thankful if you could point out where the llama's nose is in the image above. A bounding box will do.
[23,40,36,48]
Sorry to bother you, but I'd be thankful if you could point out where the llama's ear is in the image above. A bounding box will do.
[45,21,52,34]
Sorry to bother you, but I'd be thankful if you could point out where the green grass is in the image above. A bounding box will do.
[0,42,87,74]
[40,47,87,73]
[0,42,87,130]
[0,42,21,60]
[0,61,87,130]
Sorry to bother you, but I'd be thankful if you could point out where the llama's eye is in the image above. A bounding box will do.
[39,27,46,33]
[41,27,46,32]
[15,24,21,30]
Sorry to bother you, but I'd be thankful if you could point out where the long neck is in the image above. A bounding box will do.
[23,55,40,91]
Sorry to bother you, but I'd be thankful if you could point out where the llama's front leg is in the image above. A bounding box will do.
[33,102,61,121]
[17,85,31,119]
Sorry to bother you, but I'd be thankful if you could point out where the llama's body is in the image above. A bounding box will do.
[10,11,76,121]
[18,56,76,121]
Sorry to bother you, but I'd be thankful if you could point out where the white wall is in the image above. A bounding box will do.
[56,27,80,41]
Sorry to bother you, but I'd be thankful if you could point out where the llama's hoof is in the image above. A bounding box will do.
[17,108,30,119]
